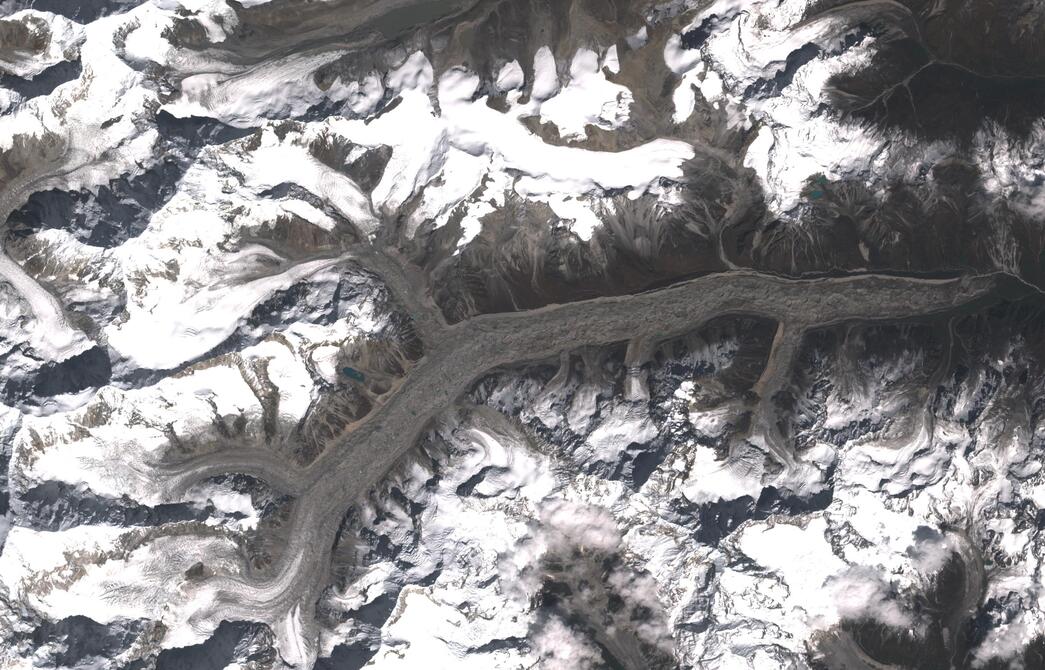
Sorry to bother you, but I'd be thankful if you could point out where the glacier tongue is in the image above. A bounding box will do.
[3,0,1045,668]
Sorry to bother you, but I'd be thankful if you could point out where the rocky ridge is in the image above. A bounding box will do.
[1,0,1045,669]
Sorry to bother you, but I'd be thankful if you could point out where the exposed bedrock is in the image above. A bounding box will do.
[6,0,1045,666]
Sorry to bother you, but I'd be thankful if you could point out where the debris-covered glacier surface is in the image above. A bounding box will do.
[2,0,1045,669]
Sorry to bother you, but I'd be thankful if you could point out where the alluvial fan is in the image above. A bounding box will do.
[2,0,1045,668]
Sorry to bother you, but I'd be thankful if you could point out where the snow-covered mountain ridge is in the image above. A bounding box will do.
[2,0,1045,668]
